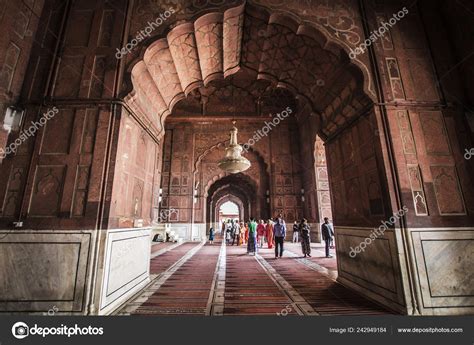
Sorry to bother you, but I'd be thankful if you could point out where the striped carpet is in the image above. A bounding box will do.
[150,242,201,275]
[150,241,175,255]
[224,245,298,315]
[134,242,220,315]
[259,250,393,315]
[120,240,394,316]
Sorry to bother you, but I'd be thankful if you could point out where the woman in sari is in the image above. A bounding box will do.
[300,218,312,257]
[247,218,258,255]
[239,221,245,245]
[244,222,249,244]
[266,219,274,249]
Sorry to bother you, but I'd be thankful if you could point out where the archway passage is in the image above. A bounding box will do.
[206,173,264,234]
[219,201,240,222]
[149,2,392,315]
[217,200,240,233]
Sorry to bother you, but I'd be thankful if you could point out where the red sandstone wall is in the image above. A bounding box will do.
[108,109,161,229]
[325,109,391,227]
[0,0,131,229]
[365,0,474,226]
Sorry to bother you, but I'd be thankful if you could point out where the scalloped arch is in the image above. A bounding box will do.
[125,2,375,139]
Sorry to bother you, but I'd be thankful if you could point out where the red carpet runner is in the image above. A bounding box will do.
[120,241,394,316]
[224,245,298,315]
[150,242,201,275]
[259,249,392,315]
[133,242,220,315]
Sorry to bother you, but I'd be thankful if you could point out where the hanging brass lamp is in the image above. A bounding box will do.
[218,121,251,174]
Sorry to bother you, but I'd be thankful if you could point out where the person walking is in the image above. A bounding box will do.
[273,215,286,258]
[321,217,334,258]
[209,227,215,245]
[225,227,231,245]
[257,219,266,248]
[299,219,311,257]
[247,218,258,255]
[232,221,241,245]
[266,219,274,249]
[292,221,299,243]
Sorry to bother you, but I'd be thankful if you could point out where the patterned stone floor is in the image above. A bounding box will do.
[117,240,394,316]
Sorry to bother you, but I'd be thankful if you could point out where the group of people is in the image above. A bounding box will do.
[292,217,335,258]
[208,215,335,259]
[218,218,276,251]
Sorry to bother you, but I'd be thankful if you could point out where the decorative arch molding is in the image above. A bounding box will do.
[214,195,245,220]
[125,2,374,139]
[211,183,251,201]
[206,173,259,225]
[204,172,259,199]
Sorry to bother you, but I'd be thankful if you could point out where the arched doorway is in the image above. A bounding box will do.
[217,200,240,233]
[206,173,263,236]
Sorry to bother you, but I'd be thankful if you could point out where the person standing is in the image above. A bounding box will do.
[273,215,286,258]
[299,219,311,257]
[209,227,215,245]
[247,218,258,255]
[257,219,266,248]
[321,217,334,258]
[292,221,299,243]
[266,219,274,249]
[225,226,231,245]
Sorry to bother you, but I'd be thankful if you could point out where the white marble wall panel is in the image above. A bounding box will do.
[99,228,151,315]
[0,230,93,313]
[409,228,474,315]
[334,226,406,314]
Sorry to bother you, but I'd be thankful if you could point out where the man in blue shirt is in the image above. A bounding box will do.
[273,214,286,258]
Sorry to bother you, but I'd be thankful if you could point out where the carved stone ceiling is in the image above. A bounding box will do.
[172,73,298,117]
[126,2,372,138]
